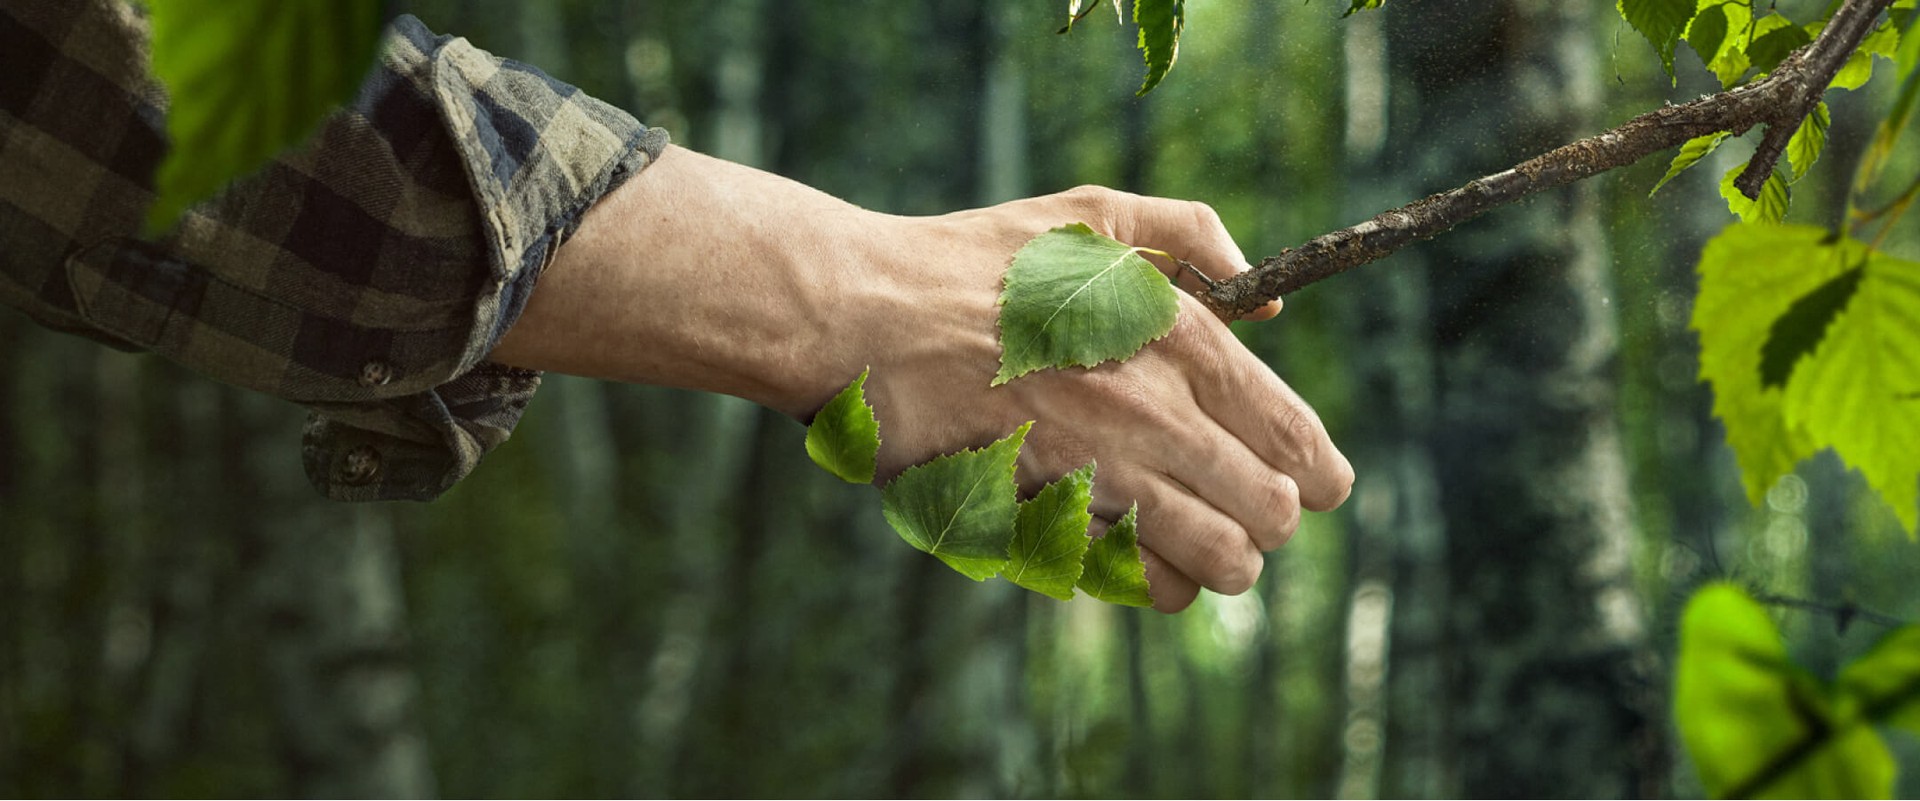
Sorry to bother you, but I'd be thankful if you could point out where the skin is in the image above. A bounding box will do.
[490,145,1354,613]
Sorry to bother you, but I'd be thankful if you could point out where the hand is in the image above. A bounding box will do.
[491,146,1353,613]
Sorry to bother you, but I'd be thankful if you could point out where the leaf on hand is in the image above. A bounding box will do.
[1719,165,1791,224]
[1674,584,1896,800]
[1837,626,1920,735]
[1785,102,1830,182]
[1133,0,1185,95]
[1651,132,1731,196]
[1005,463,1097,601]
[1076,504,1152,608]
[1617,0,1699,77]
[805,368,881,484]
[882,422,1031,581]
[996,223,1180,385]
[148,0,386,233]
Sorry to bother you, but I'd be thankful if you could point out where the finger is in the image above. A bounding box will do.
[1094,472,1263,596]
[1111,194,1282,321]
[1166,312,1354,511]
[1164,415,1302,552]
[1088,516,1201,613]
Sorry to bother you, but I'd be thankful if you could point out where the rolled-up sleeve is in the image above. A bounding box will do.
[0,2,668,501]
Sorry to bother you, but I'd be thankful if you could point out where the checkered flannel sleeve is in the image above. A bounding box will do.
[0,2,669,501]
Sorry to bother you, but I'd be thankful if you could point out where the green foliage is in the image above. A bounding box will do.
[1694,224,1920,534]
[882,422,1030,580]
[1787,102,1831,182]
[1675,584,1900,799]
[1839,627,1920,735]
[1651,132,1730,195]
[805,369,881,484]
[1719,165,1791,223]
[1133,0,1186,96]
[995,223,1180,385]
[147,0,385,232]
[1343,0,1387,16]
[1618,0,1699,76]
[1076,505,1153,608]
[1006,463,1098,600]
[1687,0,1755,87]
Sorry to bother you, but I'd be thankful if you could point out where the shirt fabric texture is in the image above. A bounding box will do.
[0,0,669,501]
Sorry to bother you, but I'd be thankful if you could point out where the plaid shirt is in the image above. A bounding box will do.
[0,0,668,501]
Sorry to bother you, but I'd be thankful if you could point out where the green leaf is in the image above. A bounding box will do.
[1652,132,1731,195]
[1688,0,1755,87]
[1005,464,1097,601]
[1674,584,1897,800]
[1785,102,1830,182]
[805,368,881,484]
[1684,1,1735,69]
[996,223,1180,385]
[882,422,1030,581]
[148,0,385,232]
[1344,0,1386,15]
[1748,14,1814,75]
[1838,626,1920,734]
[1618,0,1700,77]
[1719,165,1791,224]
[1076,504,1152,608]
[1781,248,1920,534]
[1133,0,1185,95]
[1760,263,1863,389]
[1693,224,1843,505]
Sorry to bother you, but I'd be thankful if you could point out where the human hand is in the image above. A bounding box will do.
[492,147,1352,613]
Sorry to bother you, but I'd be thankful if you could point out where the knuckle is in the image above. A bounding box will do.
[1202,534,1261,595]
[1187,199,1223,229]
[1259,472,1302,548]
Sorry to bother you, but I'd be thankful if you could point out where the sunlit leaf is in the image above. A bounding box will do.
[1618,0,1700,77]
[147,0,385,232]
[1076,505,1152,608]
[1134,0,1185,95]
[1693,224,1845,505]
[1344,0,1386,15]
[1719,165,1791,224]
[1005,464,1096,601]
[1651,132,1730,195]
[1748,14,1813,75]
[1781,248,1920,534]
[996,223,1180,385]
[1689,0,1756,87]
[882,422,1030,580]
[1760,263,1862,389]
[1674,584,1896,800]
[1786,102,1830,182]
[805,368,880,484]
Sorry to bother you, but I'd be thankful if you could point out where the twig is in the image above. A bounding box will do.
[1751,591,1908,632]
[1201,0,1896,321]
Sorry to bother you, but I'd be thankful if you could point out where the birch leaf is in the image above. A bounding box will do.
[1076,505,1152,608]
[882,422,1031,581]
[996,223,1179,385]
[805,369,880,484]
[1005,463,1096,601]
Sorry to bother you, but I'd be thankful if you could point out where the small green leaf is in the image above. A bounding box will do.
[1674,584,1896,800]
[1685,1,1733,68]
[1838,626,1920,734]
[996,223,1180,385]
[882,422,1031,581]
[148,0,386,232]
[1748,14,1814,75]
[1785,102,1830,182]
[1076,505,1152,608]
[1651,132,1731,196]
[1719,165,1791,224]
[1005,464,1097,601]
[1344,0,1386,15]
[1133,0,1184,95]
[1760,263,1862,390]
[805,368,880,484]
[1689,0,1755,87]
[1618,0,1700,76]
[1832,50,1877,90]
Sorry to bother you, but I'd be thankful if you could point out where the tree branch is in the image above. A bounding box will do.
[1201,0,1896,321]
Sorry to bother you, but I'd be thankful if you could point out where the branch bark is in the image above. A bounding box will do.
[1201,0,1896,320]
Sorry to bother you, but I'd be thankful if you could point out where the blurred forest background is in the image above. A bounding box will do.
[4,0,1919,797]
